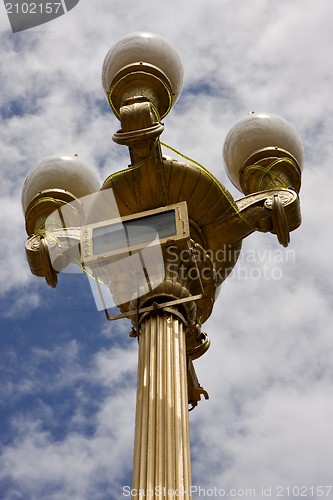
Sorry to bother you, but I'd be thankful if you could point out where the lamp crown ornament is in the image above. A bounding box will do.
[102,32,184,120]
[223,111,304,195]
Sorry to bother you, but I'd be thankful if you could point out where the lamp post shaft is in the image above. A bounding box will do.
[132,311,192,499]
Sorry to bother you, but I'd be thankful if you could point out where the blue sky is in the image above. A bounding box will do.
[0,1,333,499]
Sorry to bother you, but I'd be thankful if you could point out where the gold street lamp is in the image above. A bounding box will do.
[22,32,303,499]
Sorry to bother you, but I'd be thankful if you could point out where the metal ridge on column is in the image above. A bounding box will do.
[132,312,191,499]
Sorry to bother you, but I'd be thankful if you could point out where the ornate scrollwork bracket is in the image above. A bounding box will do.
[187,356,209,411]
[265,194,290,247]
[234,188,301,247]
[39,236,58,289]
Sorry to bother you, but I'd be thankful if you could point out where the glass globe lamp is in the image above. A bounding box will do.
[102,32,184,119]
[22,154,101,236]
[223,112,304,195]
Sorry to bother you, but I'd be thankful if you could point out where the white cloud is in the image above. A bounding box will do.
[0,340,137,499]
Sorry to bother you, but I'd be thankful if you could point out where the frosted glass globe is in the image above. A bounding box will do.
[102,32,184,109]
[22,154,101,214]
[223,112,304,192]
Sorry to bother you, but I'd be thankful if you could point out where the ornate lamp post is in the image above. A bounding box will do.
[22,32,303,499]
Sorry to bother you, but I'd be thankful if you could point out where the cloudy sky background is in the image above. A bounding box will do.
[0,0,332,499]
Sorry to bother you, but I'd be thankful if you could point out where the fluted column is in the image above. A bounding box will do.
[132,311,192,499]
